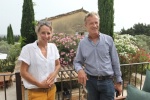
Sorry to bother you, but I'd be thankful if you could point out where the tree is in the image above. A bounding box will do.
[98,0,114,38]
[7,24,14,45]
[14,35,20,42]
[9,24,14,44]
[3,36,7,41]
[20,0,36,48]
[7,25,11,44]
[120,23,150,36]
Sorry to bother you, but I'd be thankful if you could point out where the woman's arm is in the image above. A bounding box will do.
[46,59,61,86]
[20,61,49,88]
[54,59,61,75]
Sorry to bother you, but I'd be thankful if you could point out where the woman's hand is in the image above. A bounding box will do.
[46,72,57,87]
[37,80,50,88]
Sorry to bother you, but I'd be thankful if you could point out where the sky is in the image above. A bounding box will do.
[0,0,150,36]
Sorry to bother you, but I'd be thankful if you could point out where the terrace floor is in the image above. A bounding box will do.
[0,82,17,100]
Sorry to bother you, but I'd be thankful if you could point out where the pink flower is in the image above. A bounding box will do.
[51,33,83,67]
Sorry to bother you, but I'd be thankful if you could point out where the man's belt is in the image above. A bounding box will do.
[87,74,113,80]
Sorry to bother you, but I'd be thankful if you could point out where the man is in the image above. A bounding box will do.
[73,12,122,100]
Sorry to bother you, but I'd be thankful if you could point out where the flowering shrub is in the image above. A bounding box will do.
[114,34,139,64]
[51,33,83,67]
[114,33,150,64]
[50,33,149,66]
[131,49,150,63]
[114,33,150,77]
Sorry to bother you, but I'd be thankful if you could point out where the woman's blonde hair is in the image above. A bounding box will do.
[35,20,52,34]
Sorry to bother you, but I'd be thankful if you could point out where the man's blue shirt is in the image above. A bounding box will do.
[73,33,122,82]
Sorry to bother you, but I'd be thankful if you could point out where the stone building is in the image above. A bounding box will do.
[42,8,89,35]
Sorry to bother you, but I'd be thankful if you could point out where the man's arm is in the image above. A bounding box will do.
[109,37,123,96]
[73,42,88,86]
[73,42,84,72]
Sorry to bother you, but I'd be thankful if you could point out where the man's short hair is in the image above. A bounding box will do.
[84,12,100,22]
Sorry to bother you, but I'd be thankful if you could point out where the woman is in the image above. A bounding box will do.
[18,21,61,100]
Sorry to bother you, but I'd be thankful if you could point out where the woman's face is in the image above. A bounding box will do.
[37,25,52,44]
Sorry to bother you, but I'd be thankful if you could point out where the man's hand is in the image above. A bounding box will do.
[78,69,88,86]
[115,83,122,96]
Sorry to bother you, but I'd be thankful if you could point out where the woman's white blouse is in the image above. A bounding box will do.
[18,41,60,89]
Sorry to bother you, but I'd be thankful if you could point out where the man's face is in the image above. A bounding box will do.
[85,15,99,35]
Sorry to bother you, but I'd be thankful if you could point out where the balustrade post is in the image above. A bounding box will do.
[15,72,22,100]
